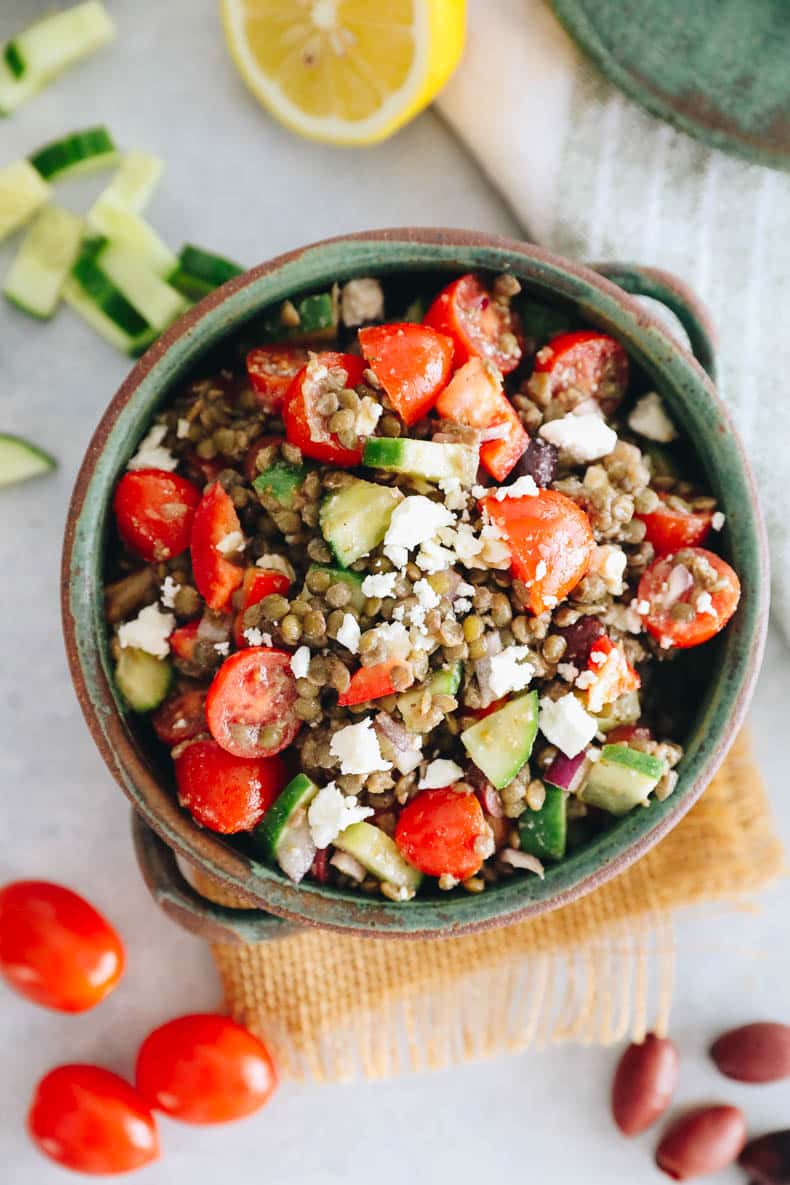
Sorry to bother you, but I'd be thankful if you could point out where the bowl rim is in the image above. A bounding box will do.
[61,227,769,938]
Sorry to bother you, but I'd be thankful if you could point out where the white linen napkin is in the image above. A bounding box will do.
[438,0,790,639]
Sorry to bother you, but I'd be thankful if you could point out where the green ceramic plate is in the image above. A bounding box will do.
[551,0,790,171]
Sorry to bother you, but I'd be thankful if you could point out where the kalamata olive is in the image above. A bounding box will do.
[739,1130,790,1184]
[559,615,606,665]
[656,1105,746,1180]
[512,437,558,488]
[710,1022,790,1083]
[611,1034,679,1135]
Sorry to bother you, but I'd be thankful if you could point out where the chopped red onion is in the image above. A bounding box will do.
[500,848,545,877]
[330,850,367,882]
[545,750,589,794]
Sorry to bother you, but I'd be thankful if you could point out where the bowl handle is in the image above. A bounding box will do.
[589,262,717,380]
[132,812,293,945]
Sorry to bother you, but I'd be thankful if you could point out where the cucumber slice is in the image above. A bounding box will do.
[87,199,178,277]
[259,290,338,342]
[99,152,164,213]
[98,240,189,331]
[594,689,641,734]
[0,160,49,241]
[3,205,83,319]
[29,126,118,181]
[0,433,56,487]
[334,821,422,893]
[363,437,478,487]
[252,457,308,508]
[253,773,320,883]
[398,663,462,732]
[319,478,402,568]
[579,745,667,816]
[518,785,567,861]
[461,691,539,790]
[168,244,244,300]
[63,268,157,358]
[306,565,366,611]
[115,647,173,712]
[0,2,114,116]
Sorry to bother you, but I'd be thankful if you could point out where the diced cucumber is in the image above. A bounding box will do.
[98,240,189,331]
[259,290,338,342]
[319,478,402,568]
[168,244,244,300]
[334,821,422,893]
[253,773,320,883]
[461,691,539,790]
[29,126,118,181]
[3,205,83,319]
[363,437,478,487]
[87,199,178,277]
[252,458,308,508]
[0,160,49,241]
[115,647,173,712]
[0,2,114,116]
[99,152,164,214]
[398,663,462,732]
[595,689,641,734]
[579,744,667,816]
[63,262,157,358]
[518,785,567,861]
[0,433,56,487]
[306,565,366,611]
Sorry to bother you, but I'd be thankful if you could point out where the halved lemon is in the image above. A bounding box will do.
[220,0,466,146]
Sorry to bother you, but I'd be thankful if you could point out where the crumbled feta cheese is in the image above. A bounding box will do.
[480,421,510,442]
[340,277,384,328]
[355,396,383,437]
[660,636,674,650]
[214,642,230,657]
[307,782,374,849]
[471,484,488,500]
[636,599,651,615]
[538,693,598,757]
[384,496,455,552]
[711,511,725,531]
[605,604,643,634]
[415,538,456,573]
[695,591,714,615]
[589,544,627,595]
[176,418,191,439]
[413,579,440,611]
[366,621,410,660]
[383,544,409,570]
[627,392,678,443]
[494,474,539,500]
[557,662,580,682]
[391,605,406,622]
[453,597,473,615]
[256,554,295,580]
[160,575,180,609]
[574,670,597,690]
[290,646,311,679]
[535,559,548,581]
[118,603,175,658]
[243,628,271,647]
[216,530,246,557]
[439,476,468,511]
[330,718,392,776]
[481,646,535,699]
[419,758,465,789]
[539,412,617,463]
[336,613,361,653]
[456,581,475,597]
[443,522,484,565]
[361,572,397,598]
[126,424,178,472]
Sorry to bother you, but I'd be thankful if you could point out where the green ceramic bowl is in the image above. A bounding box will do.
[62,230,768,944]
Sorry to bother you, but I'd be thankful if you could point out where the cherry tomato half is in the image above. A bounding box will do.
[206,647,300,758]
[233,567,291,649]
[246,346,309,410]
[358,322,453,425]
[435,356,528,480]
[424,274,523,374]
[532,330,629,413]
[136,1014,277,1124]
[282,352,367,465]
[396,787,488,880]
[28,1064,159,1175]
[151,688,208,747]
[169,619,200,665]
[482,488,595,615]
[638,547,741,649]
[0,881,124,1013]
[175,739,286,833]
[113,469,201,563]
[190,482,245,612]
[637,493,713,555]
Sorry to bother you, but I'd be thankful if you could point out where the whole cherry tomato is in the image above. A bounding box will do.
[396,787,488,880]
[0,881,124,1012]
[113,469,201,563]
[28,1064,159,1174]
[175,739,287,833]
[136,1014,278,1124]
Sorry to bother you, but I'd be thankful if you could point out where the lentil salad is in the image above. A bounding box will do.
[104,271,741,902]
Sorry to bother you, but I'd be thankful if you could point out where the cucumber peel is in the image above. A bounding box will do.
[253,457,308,508]
[168,244,244,300]
[29,126,118,181]
[253,773,320,883]
[115,647,172,712]
[0,434,56,487]
[518,785,567,861]
[579,744,667,816]
[363,437,478,486]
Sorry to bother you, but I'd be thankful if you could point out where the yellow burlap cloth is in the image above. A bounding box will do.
[195,731,783,1081]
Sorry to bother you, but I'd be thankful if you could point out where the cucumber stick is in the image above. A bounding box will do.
[64,247,157,358]
[0,2,114,116]
[29,126,118,181]
[168,244,244,300]
[114,648,172,712]
[334,822,422,893]
[4,206,83,319]
[0,433,56,487]
[253,773,320,883]
[99,152,164,213]
[363,437,478,486]
[87,198,178,277]
[0,160,49,241]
